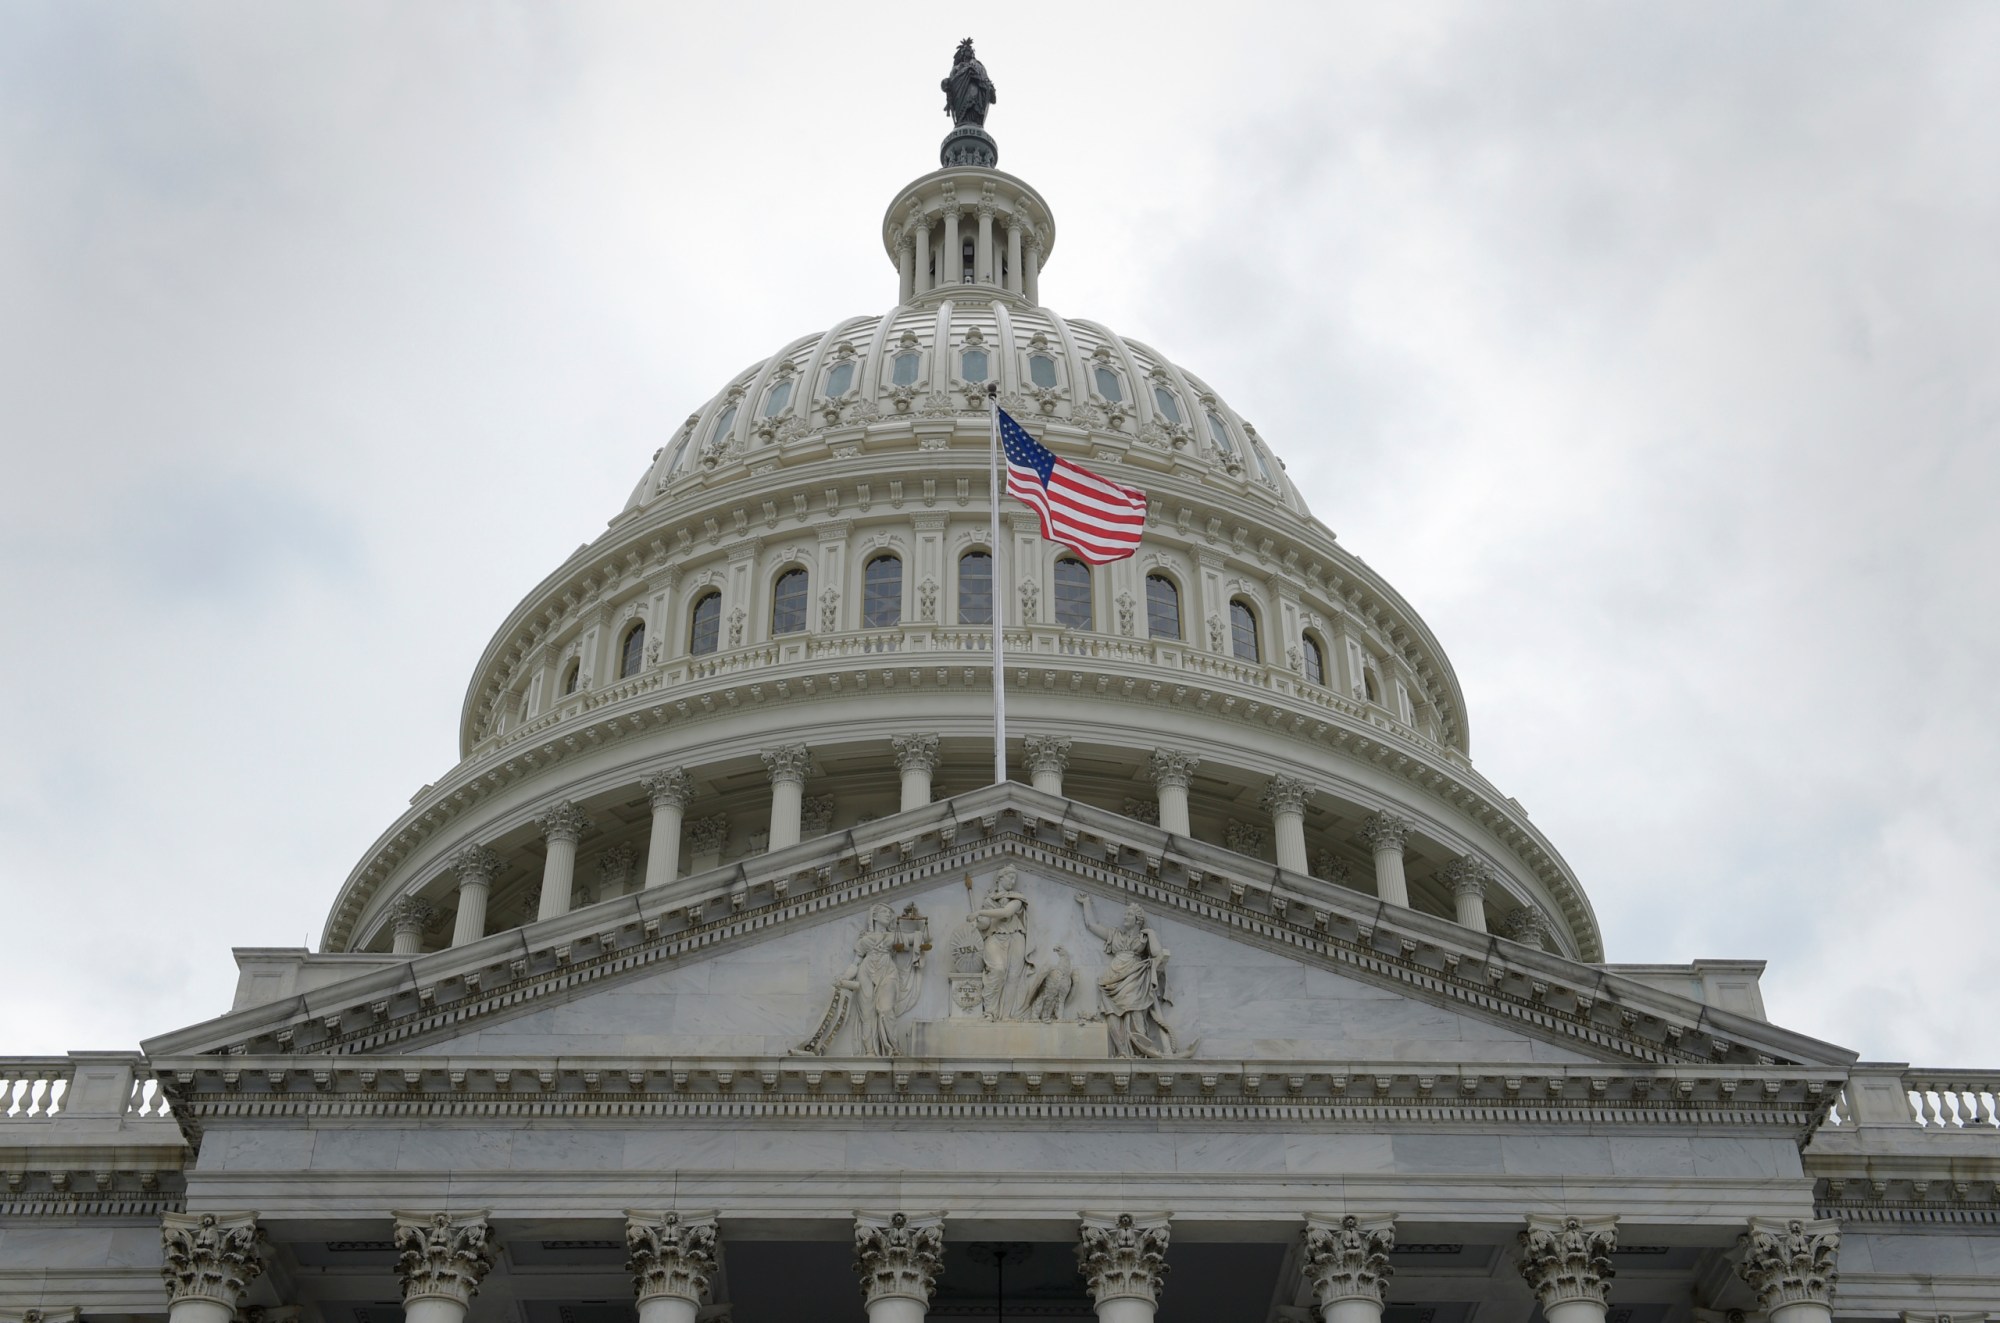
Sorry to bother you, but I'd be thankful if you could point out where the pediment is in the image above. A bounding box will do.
[146,784,1855,1075]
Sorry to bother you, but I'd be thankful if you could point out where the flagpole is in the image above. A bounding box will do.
[988,384,1006,786]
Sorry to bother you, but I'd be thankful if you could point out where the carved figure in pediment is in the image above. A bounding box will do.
[794,903,930,1057]
[1023,945,1075,1021]
[1076,894,1192,1058]
[973,866,1033,1020]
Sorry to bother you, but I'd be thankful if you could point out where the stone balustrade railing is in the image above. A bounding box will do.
[1821,1065,2000,1131]
[0,1055,172,1121]
[0,1059,70,1118]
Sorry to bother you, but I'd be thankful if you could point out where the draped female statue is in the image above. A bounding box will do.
[1075,894,1189,1058]
[941,39,997,128]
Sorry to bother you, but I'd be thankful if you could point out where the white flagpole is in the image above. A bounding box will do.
[988,385,1006,785]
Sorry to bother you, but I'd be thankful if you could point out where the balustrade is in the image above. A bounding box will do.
[0,1059,172,1120]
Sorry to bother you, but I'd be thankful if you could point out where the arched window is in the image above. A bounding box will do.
[961,348,988,383]
[1363,668,1382,704]
[863,554,903,628]
[958,551,993,624]
[772,568,809,635]
[561,659,580,696]
[1230,599,1260,662]
[1145,574,1181,639]
[892,352,919,387]
[762,379,791,417]
[1053,558,1092,629]
[1250,443,1274,483]
[620,622,646,679]
[1205,410,1235,455]
[1029,354,1057,389]
[667,435,693,472]
[1152,386,1183,427]
[1094,366,1123,403]
[689,591,722,656]
[1301,633,1325,686]
[709,404,738,449]
[825,361,855,398]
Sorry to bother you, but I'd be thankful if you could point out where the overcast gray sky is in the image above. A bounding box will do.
[3,2,1996,1065]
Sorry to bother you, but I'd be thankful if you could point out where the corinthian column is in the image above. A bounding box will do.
[625,1210,719,1323]
[1024,734,1070,795]
[1518,1214,1617,1323]
[1441,856,1489,933]
[1505,906,1550,951]
[393,1211,496,1323]
[1077,1214,1171,1323]
[1148,750,1199,836]
[160,1211,264,1323]
[1005,220,1024,294]
[1301,1215,1396,1323]
[1359,812,1410,908]
[763,744,811,850]
[640,766,694,890]
[535,802,593,922]
[390,896,435,956]
[854,1212,945,1323]
[892,734,942,812]
[449,844,500,948]
[1262,775,1315,873]
[1737,1217,1840,1323]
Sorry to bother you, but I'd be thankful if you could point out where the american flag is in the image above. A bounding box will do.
[999,408,1147,564]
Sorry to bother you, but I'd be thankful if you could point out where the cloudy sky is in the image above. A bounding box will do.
[2,2,1996,1065]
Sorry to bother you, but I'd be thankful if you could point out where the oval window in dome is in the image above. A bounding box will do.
[1205,410,1235,455]
[892,352,920,387]
[1029,354,1057,389]
[763,380,791,417]
[1094,366,1123,403]
[825,361,854,398]
[1250,443,1274,483]
[710,404,738,448]
[1152,386,1182,427]
[961,348,988,383]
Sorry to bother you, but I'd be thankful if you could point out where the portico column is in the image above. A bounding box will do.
[625,1210,719,1323]
[762,744,811,850]
[854,1212,944,1323]
[1301,1214,1396,1323]
[1262,775,1314,873]
[390,897,434,956]
[1360,812,1411,908]
[892,734,942,812]
[640,766,694,890]
[1149,749,1199,837]
[392,1211,496,1323]
[1025,734,1070,796]
[449,844,500,948]
[1441,856,1489,933]
[161,1211,264,1323]
[942,209,961,285]
[535,801,592,922]
[1005,220,1024,294]
[1078,1213,1171,1323]
[1738,1217,1840,1323]
[1518,1214,1617,1323]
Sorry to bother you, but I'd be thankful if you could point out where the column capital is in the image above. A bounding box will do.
[392,1210,496,1308]
[1737,1216,1839,1312]
[1504,906,1550,950]
[1023,734,1071,775]
[641,766,695,810]
[891,733,943,775]
[1301,1213,1397,1307]
[853,1211,945,1307]
[2,1310,81,1323]
[160,1211,264,1307]
[538,801,592,844]
[450,843,500,882]
[389,896,435,937]
[761,744,813,785]
[687,813,729,854]
[1077,1212,1171,1307]
[1149,748,1200,791]
[1442,855,1488,899]
[625,1209,719,1306]
[1360,811,1410,851]
[1518,1214,1617,1309]
[1260,774,1315,816]
[598,843,638,890]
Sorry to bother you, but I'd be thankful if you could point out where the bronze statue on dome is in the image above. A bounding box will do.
[942,38,996,128]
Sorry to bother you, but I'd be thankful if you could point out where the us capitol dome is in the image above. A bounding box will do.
[4,42,1994,1323]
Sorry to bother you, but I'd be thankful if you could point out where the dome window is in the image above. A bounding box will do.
[958,551,993,624]
[1152,386,1182,427]
[1029,354,1057,389]
[619,622,646,679]
[1093,366,1123,404]
[710,404,738,449]
[772,568,810,636]
[1053,558,1092,629]
[1301,633,1325,686]
[962,236,975,283]
[762,380,792,417]
[666,436,692,473]
[689,591,722,656]
[1229,599,1260,662]
[825,361,855,398]
[561,659,581,696]
[1363,668,1382,705]
[892,352,920,387]
[961,348,988,383]
[1145,574,1181,640]
[1205,410,1235,455]
[1249,442,1274,483]
[863,554,903,628]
